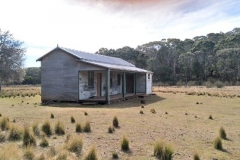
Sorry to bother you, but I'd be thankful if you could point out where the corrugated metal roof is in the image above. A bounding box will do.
[80,59,152,73]
[36,46,152,73]
[61,47,135,67]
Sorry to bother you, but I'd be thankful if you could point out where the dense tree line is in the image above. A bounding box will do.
[22,67,41,85]
[96,28,240,85]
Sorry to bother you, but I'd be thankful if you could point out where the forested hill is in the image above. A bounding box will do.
[96,28,240,84]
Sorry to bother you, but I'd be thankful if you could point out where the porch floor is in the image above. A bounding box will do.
[79,93,146,104]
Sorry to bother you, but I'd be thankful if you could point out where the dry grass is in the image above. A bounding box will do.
[0,85,240,159]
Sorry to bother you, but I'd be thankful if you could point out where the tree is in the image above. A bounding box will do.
[0,29,25,90]
[22,67,41,85]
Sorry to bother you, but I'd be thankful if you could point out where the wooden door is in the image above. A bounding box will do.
[97,73,102,97]
[126,74,134,93]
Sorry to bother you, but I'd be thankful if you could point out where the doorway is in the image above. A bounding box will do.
[126,74,134,93]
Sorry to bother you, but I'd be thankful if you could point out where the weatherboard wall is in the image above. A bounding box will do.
[40,49,103,101]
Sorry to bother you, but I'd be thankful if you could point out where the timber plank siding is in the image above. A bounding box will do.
[40,49,104,102]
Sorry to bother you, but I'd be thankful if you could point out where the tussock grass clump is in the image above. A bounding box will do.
[41,120,52,136]
[193,152,200,160]
[36,153,45,160]
[84,146,98,160]
[113,116,119,128]
[84,111,88,116]
[48,146,57,158]
[54,121,65,135]
[150,109,156,114]
[153,140,174,160]
[209,115,213,120]
[32,122,40,136]
[76,123,82,133]
[50,113,54,119]
[71,116,75,123]
[24,147,35,160]
[112,152,119,159]
[140,110,144,114]
[56,151,68,160]
[213,137,222,150]
[23,126,36,147]
[108,126,115,133]
[220,127,227,140]
[0,117,10,131]
[40,136,49,147]
[0,113,1,117]
[83,121,91,133]
[66,136,83,156]
[0,132,6,143]
[8,125,22,141]
[121,136,130,152]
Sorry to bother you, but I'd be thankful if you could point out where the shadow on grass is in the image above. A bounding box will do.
[41,94,165,109]
[219,148,231,154]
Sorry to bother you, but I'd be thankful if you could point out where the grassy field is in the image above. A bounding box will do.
[0,86,240,160]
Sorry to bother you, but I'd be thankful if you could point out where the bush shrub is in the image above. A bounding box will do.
[8,125,22,141]
[213,137,222,150]
[0,117,10,131]
[23,147,35,160]
[108,126,115,133]
[153,140,174,160]
[83,121,91,133]
[214,80,224,88]
[219,127,227,140]
[71,116,75,123]
[23,126,36,147]
[113,116,119,128]
[139,110,144,114]
[54,121,65,135]
[205,81,213,88]
[41,120,52,136]
[84,146,98,160]
[84,112,88,116]
[66,136,83,156]
[76,123,82,133]
[193,152,200,160]
[121,136,129,151]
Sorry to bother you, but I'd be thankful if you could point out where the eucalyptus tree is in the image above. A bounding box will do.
[0,29,25,90]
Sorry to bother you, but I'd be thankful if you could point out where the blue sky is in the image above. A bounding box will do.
[0,0,240,67]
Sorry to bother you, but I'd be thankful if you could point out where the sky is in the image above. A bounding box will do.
[0,0,240,67]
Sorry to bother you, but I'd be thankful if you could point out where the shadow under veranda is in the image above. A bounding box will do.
[40,94,165,109]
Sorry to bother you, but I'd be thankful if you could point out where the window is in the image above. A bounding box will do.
[148,74,150,80]
[88,71,94,87]
[110,73,113,88]
[117,74,121,85]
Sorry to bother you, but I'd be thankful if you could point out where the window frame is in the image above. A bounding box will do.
[88,71,94,88]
